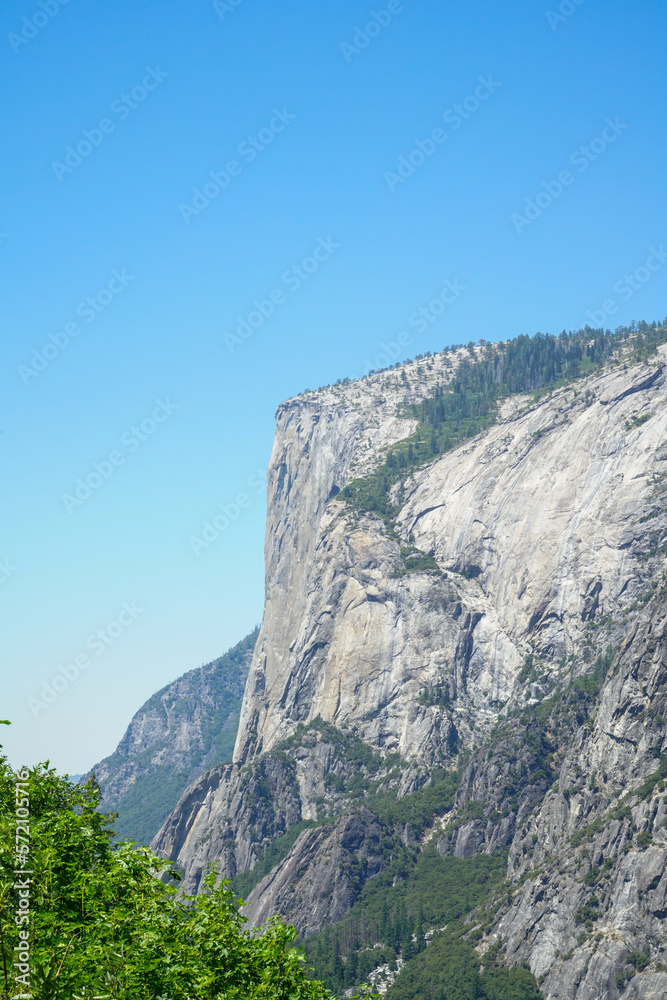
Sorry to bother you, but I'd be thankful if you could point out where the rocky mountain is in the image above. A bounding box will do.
[153,323,667,999]
[89,628,257,844]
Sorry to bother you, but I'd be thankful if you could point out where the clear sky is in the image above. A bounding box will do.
[1,0,665,774]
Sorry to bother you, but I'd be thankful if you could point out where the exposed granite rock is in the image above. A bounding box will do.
[152,343,667,998]
[242,809,385,936]
[481,597,667,1000]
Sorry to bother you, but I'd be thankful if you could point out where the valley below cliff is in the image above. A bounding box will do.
[152,324,667,1000]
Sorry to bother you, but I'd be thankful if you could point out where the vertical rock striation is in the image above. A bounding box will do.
[153,341,667,998]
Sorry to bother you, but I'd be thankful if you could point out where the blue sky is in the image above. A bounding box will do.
[1,0,665,773]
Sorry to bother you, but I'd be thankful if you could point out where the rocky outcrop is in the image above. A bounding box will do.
[484,596,667,999]
[89,629,256,843]
[232,352,666,769]
[153,337,667,998]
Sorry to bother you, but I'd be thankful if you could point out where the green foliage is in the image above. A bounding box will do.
[0,753,333,999]
[102,762,207,847]
[575,895,600,929]
[616,948,651,988]
[276,721,459,839]
[570,645,614,705]
[277,718,384,781]
[526,646,614,739]
[569,803,631,848]
[481,965,543,1000]
[390,547,441,577]
[391,931,543,1000]
[95,628,257,844]
[570,755,667,848]
[617,967,634,989]
[626,411,654,429]
[418,683,452,709]
[583,866,600,886]
[304,846,542,1000]
[341,324,667,525]
[520,729,554,788]
[483,718,556,823]
[443,799,486,836]
[366,769,460,839]
[627,948,650,971]
[517,655,537,685]
[636,755,667,801]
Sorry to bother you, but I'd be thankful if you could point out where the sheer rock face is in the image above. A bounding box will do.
[241,809,386,937]
[153,347,667,997]
[236,354,666,766]
[491,601,667,1000]
[235,356,667,762]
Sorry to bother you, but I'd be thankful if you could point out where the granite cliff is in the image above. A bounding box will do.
[153,325,667,999]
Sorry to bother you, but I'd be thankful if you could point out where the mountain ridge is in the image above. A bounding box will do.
[152,322,667,998]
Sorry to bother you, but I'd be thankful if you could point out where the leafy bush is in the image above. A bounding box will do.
[0,750,334,999]
[391,547,441,577]
[636,830,653,849]
[575,895,600,929]
[627,948,650,971]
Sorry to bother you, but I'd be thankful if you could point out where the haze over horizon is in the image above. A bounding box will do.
[1,0,666,773]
